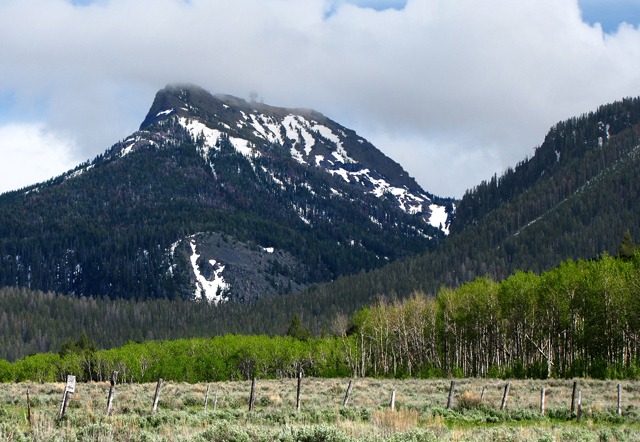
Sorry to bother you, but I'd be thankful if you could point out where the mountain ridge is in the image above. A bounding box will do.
[0,84,453,303]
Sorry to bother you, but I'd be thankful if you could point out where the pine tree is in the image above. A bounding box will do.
[617,230,635,261]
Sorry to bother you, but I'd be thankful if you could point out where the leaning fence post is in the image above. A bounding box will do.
[58,390,69,421]
[500,383,510,411]
[213,388,218,412]
[58,375,76,421]
[446,380,455,409]
[480,385,486,402]
[390,390,396,411]
[342,379,354,407]
[152,378,163,413]
[540,387,546,415]
[106,371,118,416]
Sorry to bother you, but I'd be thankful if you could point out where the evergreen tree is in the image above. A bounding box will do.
[617,230,635,261]
[286,314,311,341]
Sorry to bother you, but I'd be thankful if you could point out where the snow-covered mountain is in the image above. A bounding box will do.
[0,84,454,303]
[136,85,452,232]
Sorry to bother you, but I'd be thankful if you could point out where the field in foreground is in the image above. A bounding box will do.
[1,378,640,441]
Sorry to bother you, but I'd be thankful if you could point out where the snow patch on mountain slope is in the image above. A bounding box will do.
[178,117,260,160]
[428,204,449,235]
[156,109,174,117]
[189,240,228,304]
[65,164,95,180]
[250,114,284,145]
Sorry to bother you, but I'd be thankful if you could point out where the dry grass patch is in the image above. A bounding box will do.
[372,408,419,433]
[457,390,483,409]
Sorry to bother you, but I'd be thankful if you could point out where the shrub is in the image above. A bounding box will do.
[289,425,354,442]
[456,390,482,410]
[192,424,252,442]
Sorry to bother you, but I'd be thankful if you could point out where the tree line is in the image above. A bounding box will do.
[2,249,639,383]
[349,252,640,380]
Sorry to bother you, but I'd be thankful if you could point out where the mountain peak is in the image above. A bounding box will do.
[140,84,324,131]
[136,85,453,227]
[0,84,453,303]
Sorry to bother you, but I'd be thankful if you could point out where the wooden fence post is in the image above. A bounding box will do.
[203,384,210,412]
[249,377,256,412]
[446,380,455,409]
[106,371,118,416]
[26,388,32,427]
[296,372,302,412]
[576,390,582,421]
[342,379,354,407]
[213,388,218,412]
[540,387,546,415]
[390,390,396,411]
[152,378,163,413]
[570,381,577,416]
[58,375,76,421]
[500,383,510,411]
[480,385,486,402]
[58,391,69,421]
[617,383,622,416]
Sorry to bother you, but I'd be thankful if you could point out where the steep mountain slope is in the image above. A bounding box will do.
[228,95,640,329]
[451,97,640,235]
[0,85,453,302]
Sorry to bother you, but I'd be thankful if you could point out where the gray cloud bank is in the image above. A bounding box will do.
[1,0,640,197]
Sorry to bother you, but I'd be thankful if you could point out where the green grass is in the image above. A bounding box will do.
[0,378,639,441]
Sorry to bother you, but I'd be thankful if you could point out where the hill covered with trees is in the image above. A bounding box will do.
[1,248,639,380]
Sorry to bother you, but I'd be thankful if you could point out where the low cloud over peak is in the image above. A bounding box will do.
[0,0,639,197]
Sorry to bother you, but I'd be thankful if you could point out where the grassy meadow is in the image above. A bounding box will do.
[1,378,640,441]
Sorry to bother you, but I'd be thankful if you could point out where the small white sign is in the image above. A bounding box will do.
[65,375,76,393]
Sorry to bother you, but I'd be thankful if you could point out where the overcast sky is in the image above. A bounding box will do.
[1,0,639,198]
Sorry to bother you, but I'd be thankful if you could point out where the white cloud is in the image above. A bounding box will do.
[0,0,639,197]
[0,123,78,194]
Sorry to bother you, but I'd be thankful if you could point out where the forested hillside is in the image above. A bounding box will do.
[0,85,451,303]
[451,97,640,233]
[2,248,639,380]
